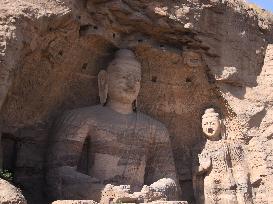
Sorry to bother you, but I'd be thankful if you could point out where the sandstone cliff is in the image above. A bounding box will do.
[0,0,272,203]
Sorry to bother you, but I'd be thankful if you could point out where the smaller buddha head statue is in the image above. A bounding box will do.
[98,49,141,108]
[202,108,222,140]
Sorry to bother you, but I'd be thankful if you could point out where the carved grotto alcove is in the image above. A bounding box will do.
[0,0,272,204]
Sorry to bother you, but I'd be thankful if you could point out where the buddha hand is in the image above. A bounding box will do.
[198,153,212,171]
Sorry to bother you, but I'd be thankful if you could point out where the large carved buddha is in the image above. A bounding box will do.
[46,49,178,201]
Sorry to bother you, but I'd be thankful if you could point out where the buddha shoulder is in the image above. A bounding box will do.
[55,105,103,126]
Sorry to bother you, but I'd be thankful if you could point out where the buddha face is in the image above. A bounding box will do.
[202,117,221,139]
[107,62,141,104]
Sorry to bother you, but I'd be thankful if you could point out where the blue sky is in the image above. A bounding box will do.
[248,0,273,12]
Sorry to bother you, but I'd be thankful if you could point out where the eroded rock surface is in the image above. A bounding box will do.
[0,0,272,204]
[0,178,27,204]
[52,201,187,204]
[52,179,183,204]
[52,201,97,204]
[100,178,177,204]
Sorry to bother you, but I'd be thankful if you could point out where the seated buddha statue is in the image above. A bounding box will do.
[46,49,179,201]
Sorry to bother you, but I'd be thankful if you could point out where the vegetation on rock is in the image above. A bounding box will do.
[0,169,13,182]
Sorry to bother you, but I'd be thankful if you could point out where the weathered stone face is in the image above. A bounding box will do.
[201,108,221,139]
[106,49,141,106]
[201,117,221,139]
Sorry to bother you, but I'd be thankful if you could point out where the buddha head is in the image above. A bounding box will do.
[98,49,141,108]
[202,108,222,140]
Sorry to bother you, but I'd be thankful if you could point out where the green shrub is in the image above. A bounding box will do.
[0,169,13,182]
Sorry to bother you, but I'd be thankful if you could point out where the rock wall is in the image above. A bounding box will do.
[0,0,272,203]
[0,178,27,204]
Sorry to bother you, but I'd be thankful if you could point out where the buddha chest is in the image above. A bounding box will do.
[86,112,154,190]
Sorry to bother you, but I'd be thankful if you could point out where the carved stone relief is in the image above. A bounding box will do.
[100,178,177,204]
[193,108,253,204]
[46,49,179,202]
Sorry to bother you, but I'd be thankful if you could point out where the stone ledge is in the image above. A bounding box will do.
[148,202,188,204]
[52,201,188,204]
[52,201,98,204]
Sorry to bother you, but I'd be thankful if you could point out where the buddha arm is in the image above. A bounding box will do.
[46,110,104,200]
[47,110,90,168]
[229,143,252,202]
[197,150,212,174]
[145,125,178,186]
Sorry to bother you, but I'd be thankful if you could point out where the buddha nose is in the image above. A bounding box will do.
[127,79,135,89]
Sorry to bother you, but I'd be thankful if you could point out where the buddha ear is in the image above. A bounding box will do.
[220,119,227,139]
[98,70,108,105]
[133,99,137,112]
